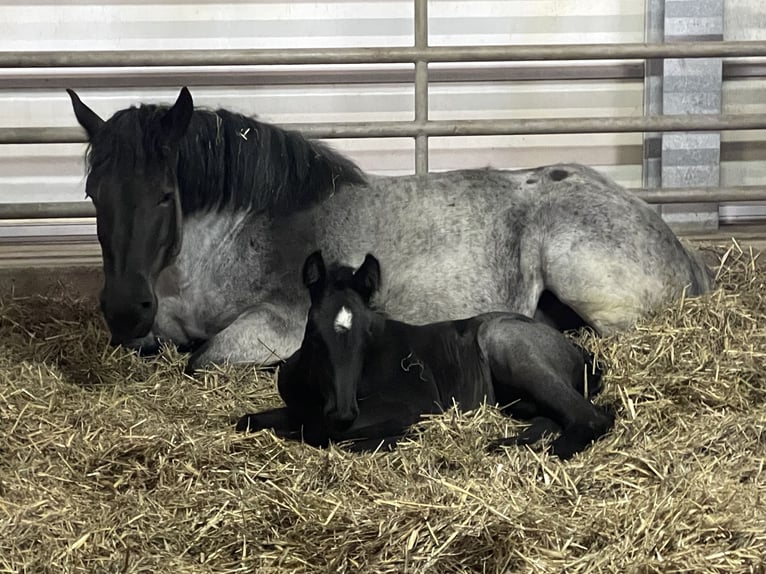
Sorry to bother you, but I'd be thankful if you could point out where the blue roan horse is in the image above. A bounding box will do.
[237,251,614,459]
[67,87,712,370]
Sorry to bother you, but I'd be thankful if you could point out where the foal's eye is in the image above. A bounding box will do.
[158,192,174,206]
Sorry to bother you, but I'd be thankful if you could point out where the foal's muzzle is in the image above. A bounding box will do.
[324,405,359,432]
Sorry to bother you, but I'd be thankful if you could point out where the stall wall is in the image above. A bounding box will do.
[1,1,762,234]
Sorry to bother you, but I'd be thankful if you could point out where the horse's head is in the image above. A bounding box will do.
[68,87,193,347]
[300,250,382,431]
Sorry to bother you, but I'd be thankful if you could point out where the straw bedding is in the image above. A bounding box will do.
[0,241,764,573]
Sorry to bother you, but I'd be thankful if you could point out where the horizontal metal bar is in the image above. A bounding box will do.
[633,186,766,204]
[1,187,764,220]
[0,63,645,89]
[0,127,86,144]
[3,60,764,91]
[2,41,766,69]
[5,114,766,145]
[0,202,95,219]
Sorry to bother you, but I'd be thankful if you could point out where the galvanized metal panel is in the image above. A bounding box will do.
[721,0,766,223]
[0,0,731,237]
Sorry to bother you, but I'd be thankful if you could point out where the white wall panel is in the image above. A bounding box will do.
[722,0,766,222]
[0,0,660,236]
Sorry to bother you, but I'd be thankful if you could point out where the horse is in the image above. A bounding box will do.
[236,251,614,459]
[67,86,712,371]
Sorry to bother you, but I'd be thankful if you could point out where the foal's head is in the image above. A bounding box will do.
[300,251,382,431]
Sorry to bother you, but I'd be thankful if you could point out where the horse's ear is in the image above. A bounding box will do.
[353,254,381,302]
[67,89,104,140]
[160,87,194,145]
[302,250,326,299]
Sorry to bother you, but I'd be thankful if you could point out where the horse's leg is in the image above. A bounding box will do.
[533,290,591,332]
[534,168,713,334]
[500,229,546,319]
[187,303,305,371]
[479,317,614,459]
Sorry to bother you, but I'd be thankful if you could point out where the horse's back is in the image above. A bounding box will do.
[312,169,526,323]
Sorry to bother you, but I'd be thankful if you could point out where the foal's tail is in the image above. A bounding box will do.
[575,345,605,399]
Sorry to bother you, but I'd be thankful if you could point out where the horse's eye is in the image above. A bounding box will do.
[158,192,174,206]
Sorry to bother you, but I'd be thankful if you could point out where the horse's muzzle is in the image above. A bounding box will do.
[101,280,158,348]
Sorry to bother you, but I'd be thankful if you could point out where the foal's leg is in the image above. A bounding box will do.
[330,399,420,453]
[237,403,334,448]
[479,317,614,459]
[236,407,302,439]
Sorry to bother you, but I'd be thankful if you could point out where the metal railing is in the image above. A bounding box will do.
[4,184,766,221]
[1,0,766,219]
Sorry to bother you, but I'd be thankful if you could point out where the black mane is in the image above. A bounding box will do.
[87,104,367,216]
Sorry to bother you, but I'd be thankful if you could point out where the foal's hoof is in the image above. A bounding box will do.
[488,417,561,453]
[487,437,521,452]
[550,407,616,460]
[236,414,257,432]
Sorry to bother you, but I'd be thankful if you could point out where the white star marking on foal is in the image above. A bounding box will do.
[333,306,353,333]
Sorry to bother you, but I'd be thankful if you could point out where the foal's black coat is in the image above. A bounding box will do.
[237,252,614,459]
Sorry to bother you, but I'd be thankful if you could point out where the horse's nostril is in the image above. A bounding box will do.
[140,301,153,310]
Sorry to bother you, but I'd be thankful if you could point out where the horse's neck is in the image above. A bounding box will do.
[171,209,306,329]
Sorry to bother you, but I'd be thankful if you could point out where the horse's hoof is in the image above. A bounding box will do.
[111,332,161,357]
[137,343,161,357]
[185,341,212,374]
[176,338,207,354]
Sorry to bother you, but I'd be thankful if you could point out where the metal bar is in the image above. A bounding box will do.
[7,114,766,145]
[0,127,87,144]
[0,202,95,219]
[0,63,647,90]
[2,61,763,91]
[3,41,766,68]
[1,186,765,220]
[414,0,429,175]
[633,186,766,204]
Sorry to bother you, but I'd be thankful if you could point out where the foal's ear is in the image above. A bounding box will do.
[160,87,194,146]
[67,89,105,140]
[302,250,326,299]
[353,254,381,302]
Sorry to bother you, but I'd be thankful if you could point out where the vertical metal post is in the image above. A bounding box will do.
[660,0,723,232]
[414,0,429,174]
[643,0,664,195]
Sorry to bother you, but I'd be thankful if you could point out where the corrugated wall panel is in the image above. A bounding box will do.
[722,0,766,222]
[0,0,653,237]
